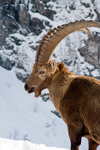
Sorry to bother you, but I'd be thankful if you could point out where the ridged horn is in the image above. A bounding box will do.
[35,20,100,65]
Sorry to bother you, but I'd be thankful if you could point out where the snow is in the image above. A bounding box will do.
[94,0,100,13]
[0,138,67,150]
[28,11,54,25]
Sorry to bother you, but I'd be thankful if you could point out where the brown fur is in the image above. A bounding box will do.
[25,62,100,150]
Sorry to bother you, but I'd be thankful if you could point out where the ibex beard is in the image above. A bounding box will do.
[24,20,100,150]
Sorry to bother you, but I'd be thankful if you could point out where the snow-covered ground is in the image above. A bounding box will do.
[0,66,69,149]
[0,138,67,150]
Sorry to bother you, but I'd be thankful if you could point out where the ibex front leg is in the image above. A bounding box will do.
[68,125,82,150]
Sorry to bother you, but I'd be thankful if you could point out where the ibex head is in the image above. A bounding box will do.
[24,20,100,97]
[25,60,57,97]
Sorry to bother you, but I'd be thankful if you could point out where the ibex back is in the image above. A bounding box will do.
[24,20,100,150]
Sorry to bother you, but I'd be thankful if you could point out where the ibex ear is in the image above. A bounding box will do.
[51,60,57,68]
[51,60,57,74]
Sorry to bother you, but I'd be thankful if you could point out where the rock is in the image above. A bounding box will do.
[0,53,15,70]
[0,3,19,46]
[15,71,30,82]
[94,9,100,22]
[29,17,45,35]
[79,34,100,69]
[51,110,61,118]
[15,54,33,82]
[40,93,50,102]
[0,0,55,46]
[17,5,30,29]
[81,2,90,8]
[31,0,56,20]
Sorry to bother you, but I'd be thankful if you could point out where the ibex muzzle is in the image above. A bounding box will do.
[25,20,100,150]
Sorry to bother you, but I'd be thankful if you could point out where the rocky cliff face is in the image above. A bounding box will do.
[0,0,56,81]
[0,0,100,82]
[0,0,56,46]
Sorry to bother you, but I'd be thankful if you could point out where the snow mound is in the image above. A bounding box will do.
[0,138,68,150]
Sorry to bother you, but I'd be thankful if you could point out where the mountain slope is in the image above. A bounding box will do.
[0,66,69,148]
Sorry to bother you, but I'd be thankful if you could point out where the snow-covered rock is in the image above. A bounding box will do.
[0,0,100,82]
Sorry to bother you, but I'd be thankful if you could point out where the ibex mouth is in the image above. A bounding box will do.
[28,87,34,94]
[24,83,34,94]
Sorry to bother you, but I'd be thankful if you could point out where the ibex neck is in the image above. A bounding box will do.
[48,71,76,111]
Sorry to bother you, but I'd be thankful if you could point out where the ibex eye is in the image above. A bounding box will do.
[39,71,45,74]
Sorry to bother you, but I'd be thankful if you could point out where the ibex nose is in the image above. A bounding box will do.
[24,83,29,91]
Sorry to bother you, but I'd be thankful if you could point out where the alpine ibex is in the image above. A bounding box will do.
[24,20,100,150]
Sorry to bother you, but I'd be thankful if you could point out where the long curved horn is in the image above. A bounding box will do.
[35,20,100,65]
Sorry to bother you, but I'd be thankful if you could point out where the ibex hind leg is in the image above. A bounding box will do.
[71,144,80,150]
[68,125,82,150]
[88,139,99,150]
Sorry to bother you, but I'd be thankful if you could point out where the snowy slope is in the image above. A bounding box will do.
[0,66,100,150]
[0,66,69,149]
